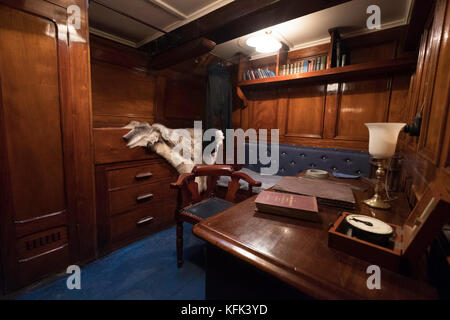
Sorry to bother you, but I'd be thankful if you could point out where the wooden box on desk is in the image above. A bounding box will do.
[328,182,450,272]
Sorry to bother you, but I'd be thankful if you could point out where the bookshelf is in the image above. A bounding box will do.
[237,29,416,91]
[238,58,416,88]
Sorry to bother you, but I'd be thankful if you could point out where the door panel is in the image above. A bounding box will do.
[0,2,77,291]
[0,6,66,222]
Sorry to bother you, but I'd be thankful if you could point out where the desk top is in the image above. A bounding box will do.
[193,176,437,299]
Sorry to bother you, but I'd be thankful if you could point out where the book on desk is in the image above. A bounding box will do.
[255,190,320,222]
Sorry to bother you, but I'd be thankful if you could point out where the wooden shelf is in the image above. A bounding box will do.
[238,58,416,88]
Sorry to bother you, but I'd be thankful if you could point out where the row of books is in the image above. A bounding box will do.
[279,55,327,75]
[243,68,276,80]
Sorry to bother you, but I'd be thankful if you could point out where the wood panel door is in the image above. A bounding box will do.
[0,0,95,292]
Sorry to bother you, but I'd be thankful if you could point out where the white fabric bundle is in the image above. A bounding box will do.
[123,121,224,192]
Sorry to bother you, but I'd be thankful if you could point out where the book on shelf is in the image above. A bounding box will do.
[272,176,356,210]
[243,68,276,80]
[254,190,320,222]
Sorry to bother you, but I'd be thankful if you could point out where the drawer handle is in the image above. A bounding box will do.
[135,172,153,180]
[137,216,154,226]
[136,193,154,202]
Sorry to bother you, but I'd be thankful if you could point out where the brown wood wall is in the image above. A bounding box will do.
[90,35,206,129]
[233,27,413,150]
[398,0,450,206]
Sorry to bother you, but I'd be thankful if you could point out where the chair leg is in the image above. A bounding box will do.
[176,220,183,268]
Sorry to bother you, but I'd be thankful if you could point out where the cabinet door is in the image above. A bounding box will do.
[0,0,95,291]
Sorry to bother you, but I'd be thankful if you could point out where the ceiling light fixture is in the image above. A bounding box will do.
[246,31,282,53]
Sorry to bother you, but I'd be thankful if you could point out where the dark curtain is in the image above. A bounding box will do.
[205,63,232,131]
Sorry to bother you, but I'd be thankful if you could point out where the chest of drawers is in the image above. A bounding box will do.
[94,129,179,253]
[96,159,178,253]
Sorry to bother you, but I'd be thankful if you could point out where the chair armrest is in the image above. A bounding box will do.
[170,173,193,189]
[233,171,262,187]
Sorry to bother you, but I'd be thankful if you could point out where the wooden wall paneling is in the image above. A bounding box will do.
[284,84,326,139]
[348,41,398,64]
[343,26,407,62]
[388,75,412,123]
[287,43,329,62]
[248,88,279,131]
[232,108,242,129]
[65,0,97,263]
[418,0,450,165]
[276,88,289,137]
[405,30,430,153]
[90,35,149,72]
[335,77,391,141]
[160,77,205,128]
[91,61,156,127]
[93,128,158,165]
[241,103,250,131]
[154,75,167,123]
[323,83,340,139]
[399,0,450,205]
[0,74,17,291]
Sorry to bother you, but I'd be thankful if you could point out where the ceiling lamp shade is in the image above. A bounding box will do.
[246,31,281,53]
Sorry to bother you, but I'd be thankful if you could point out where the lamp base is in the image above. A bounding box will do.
[363,158,391,210]
[363,195,391,210]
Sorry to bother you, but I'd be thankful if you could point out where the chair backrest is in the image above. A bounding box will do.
[170,165,261,208]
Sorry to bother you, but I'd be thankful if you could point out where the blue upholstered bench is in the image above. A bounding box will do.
[217,142,370,193]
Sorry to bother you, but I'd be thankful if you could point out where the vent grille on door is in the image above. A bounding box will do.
[17,227,68,261]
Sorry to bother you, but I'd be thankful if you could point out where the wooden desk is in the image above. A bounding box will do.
[193,176,437,299]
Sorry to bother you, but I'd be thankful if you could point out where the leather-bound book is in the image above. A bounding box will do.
[255,190,320,222]
[273,176,356,210]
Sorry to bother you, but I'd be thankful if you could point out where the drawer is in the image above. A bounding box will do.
[109,180,177,216]
[107,161,177,190]
[109,201,176,243]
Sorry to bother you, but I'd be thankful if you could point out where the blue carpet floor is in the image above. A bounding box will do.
[16,224,206,300]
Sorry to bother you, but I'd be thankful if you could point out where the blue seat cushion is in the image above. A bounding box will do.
[243,142,370,177]
[184,197,234,219]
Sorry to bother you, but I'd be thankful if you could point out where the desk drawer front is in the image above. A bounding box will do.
[109,201,175,243]
[109,181,176,216]
[107,161,176,190]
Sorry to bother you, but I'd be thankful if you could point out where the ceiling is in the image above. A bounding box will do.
[212,0,414,61]
[88,0,413,60]
[88,0,234,48]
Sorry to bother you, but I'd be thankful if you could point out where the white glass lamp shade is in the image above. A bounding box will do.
[246,32,281,53]
[365,123,406,159]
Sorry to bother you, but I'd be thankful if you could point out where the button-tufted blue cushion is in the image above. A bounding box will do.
[241,142,370,177]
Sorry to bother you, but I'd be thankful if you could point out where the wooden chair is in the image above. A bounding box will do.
[170,164,261,267]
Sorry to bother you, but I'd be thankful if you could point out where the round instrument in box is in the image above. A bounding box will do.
[345,214,393,245]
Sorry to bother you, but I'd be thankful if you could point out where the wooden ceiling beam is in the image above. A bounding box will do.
[148,37,216,70]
